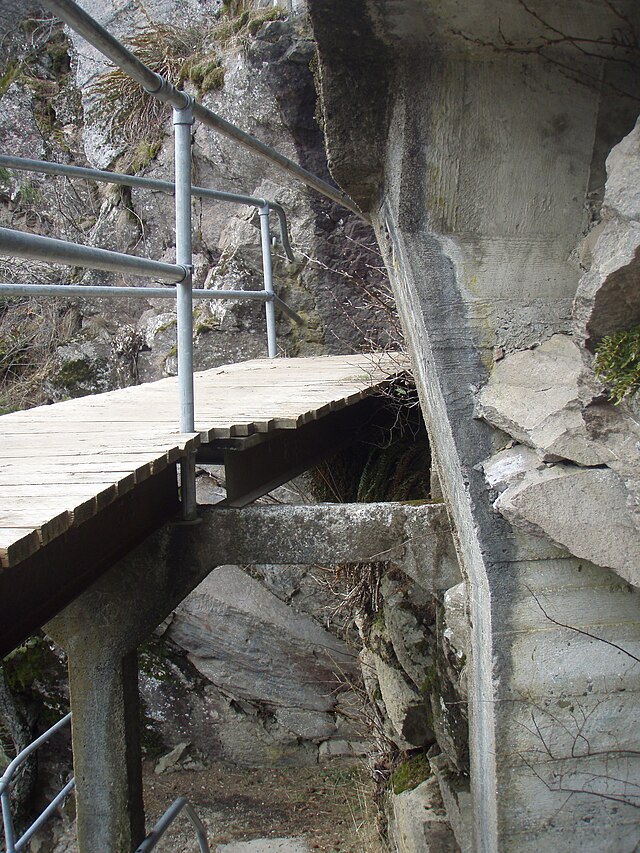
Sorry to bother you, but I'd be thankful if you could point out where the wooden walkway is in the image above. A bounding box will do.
[0,353,405,571]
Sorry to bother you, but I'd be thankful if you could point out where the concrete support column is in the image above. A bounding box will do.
[46,617,145,853]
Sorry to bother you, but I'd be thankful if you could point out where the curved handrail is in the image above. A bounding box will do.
[134,796,210,853]
[1,713,74,853]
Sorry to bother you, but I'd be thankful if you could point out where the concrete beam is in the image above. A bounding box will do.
[45,501,456,853]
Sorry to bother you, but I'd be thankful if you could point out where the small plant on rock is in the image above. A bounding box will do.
[89,24,206,157]
[594,326,640,404]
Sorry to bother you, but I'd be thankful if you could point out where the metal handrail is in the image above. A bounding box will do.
[134,797,209,853]
[0,155,295,262]
[0,713,74,853]
[41,0,365,221]
[0,227,189,282]
[0,282,303,322]
[0,0,333,520]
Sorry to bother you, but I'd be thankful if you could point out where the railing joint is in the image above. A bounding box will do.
[172,96,195,125]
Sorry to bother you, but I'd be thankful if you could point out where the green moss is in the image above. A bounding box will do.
[594,326,640,404]
[3,634,68,723]
[211,6,286,47]
[53,358,94,385]
[0,61,20,97]
[52,356,107,398]
[44,32,71,78]
[118,139,162,174]
[180,55,225,95]
[419,661,439,697]
[16,179,40,206]
[389,753,431,795]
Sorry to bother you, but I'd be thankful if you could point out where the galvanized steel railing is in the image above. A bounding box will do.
[0,0,359,519]
[0,716,211,853]
[43,0,364,221]
[0,144,294,518]
[0,713,74,853]
[134,797,210,853]
[0,0,365,518]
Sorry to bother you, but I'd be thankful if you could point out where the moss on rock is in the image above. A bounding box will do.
[389,753,431,795]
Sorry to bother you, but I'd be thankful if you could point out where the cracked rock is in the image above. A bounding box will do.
[574,115,640,346]
[495,463,640,588]
[476,334,608,466]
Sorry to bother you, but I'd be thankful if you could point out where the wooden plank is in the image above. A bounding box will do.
[0,471,137,494]
[0,528,41,569]
[0,507,71,547]
[0,465,180,653]
[0,352,408,578]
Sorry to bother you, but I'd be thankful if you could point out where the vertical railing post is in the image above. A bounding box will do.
[259,204,277,358]
[173,98,197,521]
[1,790,16,853]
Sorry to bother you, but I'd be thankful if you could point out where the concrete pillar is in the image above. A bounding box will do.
[69,649,143,852]
[46,625,145,853]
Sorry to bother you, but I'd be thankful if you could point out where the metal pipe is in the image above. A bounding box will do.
[0,283,274,301]
[41,0,366,221]
[0,156,295,261]
[134,797,209,852]
[0,714,72,796]
[173,100,197,521]
[42,0,189,108]
[15,780,75,852]
[1,713,73,853]
[259,205,277,358]
[191,101,366,220]
[1,789,16,853]
[0,284,305,324]
[269,202,294,262]
[272,292,304,325]
[0,228,188,283]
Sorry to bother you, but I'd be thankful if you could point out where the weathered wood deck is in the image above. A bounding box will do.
[0,353,404,572]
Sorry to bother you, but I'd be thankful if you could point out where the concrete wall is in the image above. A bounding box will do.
[307,1,640,849]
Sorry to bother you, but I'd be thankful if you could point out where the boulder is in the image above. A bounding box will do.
[381,572,436,690]
[495,463,640,588]
[601,113,640,222]
[154,741,190,775]
[275,708,336,740]
[442,584,468,701]
[476,334,609,466]
[574,115,640,346]
[429,752,472,853]
[167,566,357,713]
[573,219,640,347]
[374,655,434,748]
[482,445,543,493]
[318,739,369,760]
[388,775,460,853]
